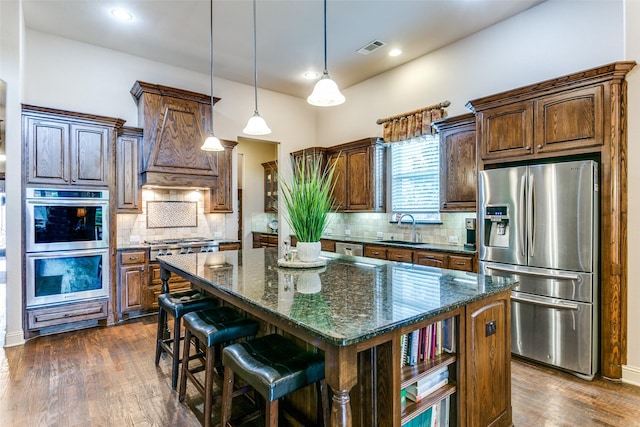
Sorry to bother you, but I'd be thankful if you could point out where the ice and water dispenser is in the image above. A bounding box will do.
[483,206,509,248]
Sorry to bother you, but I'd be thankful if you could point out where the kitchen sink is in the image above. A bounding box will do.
[377,240,419,245]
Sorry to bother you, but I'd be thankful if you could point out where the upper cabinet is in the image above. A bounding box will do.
[467,64,624,165]
[261,160,277,213]
[23,105,124,187]
[204,140,236,213]
[116,127,143,213]
[327,137,385,212]
[434,113,477,212]
[130,81,223,188]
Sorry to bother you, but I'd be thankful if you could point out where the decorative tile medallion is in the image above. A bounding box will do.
[147,201,197,228]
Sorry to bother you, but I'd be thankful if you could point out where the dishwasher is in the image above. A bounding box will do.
[335,242,363,256]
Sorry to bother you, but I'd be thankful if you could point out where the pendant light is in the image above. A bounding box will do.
[307,0,345,107]
[243,0,271,135]
[201,0,225,151]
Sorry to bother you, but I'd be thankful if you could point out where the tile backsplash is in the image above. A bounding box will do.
[116,188,225,246]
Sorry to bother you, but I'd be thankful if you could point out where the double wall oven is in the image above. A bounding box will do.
[25,188,110,308]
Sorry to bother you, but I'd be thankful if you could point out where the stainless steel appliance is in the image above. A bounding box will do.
[464,218,476,251]
[478,160,599,379]
[335,242,363,256]
[25,188,111,308]
[26,188,109,252]
[145,237,220,261]
[26,248,109,307]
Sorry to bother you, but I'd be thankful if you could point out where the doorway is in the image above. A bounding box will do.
[236,138,279,251]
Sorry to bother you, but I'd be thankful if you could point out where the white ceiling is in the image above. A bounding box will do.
[22,0,545,99]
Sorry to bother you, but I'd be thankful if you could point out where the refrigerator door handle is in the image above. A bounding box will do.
[484,264,580,281]
[512,293,579,311]
[528,173,535,257]
[520,175,527,258]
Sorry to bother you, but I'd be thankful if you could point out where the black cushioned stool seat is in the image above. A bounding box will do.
[221,333,329,427]
[155,289,216,390]
[179,307,259,427]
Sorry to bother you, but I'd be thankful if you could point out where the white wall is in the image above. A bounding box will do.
[624,0,640,386]
[0,0,26,347]
[315,0,623,145]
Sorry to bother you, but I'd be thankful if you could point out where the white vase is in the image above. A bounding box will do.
[295,271,322,294]
[296,241,321,263]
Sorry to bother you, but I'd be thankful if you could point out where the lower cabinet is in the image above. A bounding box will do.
[466,290,512,427]
[253,232,278,248]
[27,299,109,330]
[364,244,476,272]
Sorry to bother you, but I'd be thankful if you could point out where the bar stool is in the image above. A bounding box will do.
[155,289,216,389]
[179,307,259,427]
[221,334,330,427]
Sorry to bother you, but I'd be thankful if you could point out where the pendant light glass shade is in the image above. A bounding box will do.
[201,134,224,151]
[243,112,271,135]
[307,71,345,106]
[243,0,271,135]
[201,0,224,152]
[307,0,345,107]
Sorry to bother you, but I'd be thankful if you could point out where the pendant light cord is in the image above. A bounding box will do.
[209,0,215,130]
[252,0,259,114]
[323,0,328,74]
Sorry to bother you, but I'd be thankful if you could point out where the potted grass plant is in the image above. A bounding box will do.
[280,155,338,263]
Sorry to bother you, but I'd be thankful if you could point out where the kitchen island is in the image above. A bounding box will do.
[158,248,517,427]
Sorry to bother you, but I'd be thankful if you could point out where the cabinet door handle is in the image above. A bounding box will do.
[454,261,466,266]
[525,146,531,150]
[537,144,542,149]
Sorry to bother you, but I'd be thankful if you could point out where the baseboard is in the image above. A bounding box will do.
[622,364,640,387]
[3,329,25,347]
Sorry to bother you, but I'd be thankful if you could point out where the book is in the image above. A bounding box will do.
[406,378,448,402]
[401,334,408,368]
[442,317,455,353]
[415,365,449,389]
[409,329,420,365]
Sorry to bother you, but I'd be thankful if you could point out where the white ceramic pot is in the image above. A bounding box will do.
[296,241,321,263]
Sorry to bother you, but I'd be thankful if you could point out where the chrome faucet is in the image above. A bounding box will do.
[396,213,417,243]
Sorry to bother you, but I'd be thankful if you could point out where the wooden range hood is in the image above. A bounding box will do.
[130,80,224,188]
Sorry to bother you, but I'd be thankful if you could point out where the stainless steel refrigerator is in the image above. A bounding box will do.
[478,160,598,380]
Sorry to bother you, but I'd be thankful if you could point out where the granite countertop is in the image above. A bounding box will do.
[157,248,515,347]
[322,235,475,255]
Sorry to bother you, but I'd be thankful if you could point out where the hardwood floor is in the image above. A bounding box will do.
[1,317,640,426]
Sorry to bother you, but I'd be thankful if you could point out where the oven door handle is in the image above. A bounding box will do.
[511,293,579,310]
[484,264,579,281]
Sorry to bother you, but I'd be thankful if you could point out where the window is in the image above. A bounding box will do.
[390,134,440,221]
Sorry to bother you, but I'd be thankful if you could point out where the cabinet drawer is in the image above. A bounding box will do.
[28,300,108,329]
[414,251,447,268]
[119,250,147,265]
[146,282,192,309]
[149,263,189,285]
[320,239,336,252]
[448,255,474,272]
[364,245,387,260]
[387,248,413,263]
[219,243,240,251]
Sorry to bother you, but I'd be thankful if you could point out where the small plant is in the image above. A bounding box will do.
[280,155,339,242]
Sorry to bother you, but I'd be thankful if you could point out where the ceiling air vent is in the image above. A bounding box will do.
[356,40,386,55]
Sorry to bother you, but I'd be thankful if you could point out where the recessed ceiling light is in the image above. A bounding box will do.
[389,49,402,57]
[111,8,133,21]
[303,71,320,80]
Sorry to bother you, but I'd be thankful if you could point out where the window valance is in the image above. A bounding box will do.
[377,101,450,143]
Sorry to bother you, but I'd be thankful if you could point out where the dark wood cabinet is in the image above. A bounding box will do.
[466,290,511,427]
[414,250,448,269]
[434,113,477,211]
[327,137,385,212]
[253,232,278,248]
[116,127,142,213]
[204,140,236,213]
[118,250,147,316]
[386,247,413,263]
[470,69,609,165]
[261,160,278,212]
[290,146,327,171]
[146,263,191,310]
[23,105,123,187]
[364,244,387,260]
